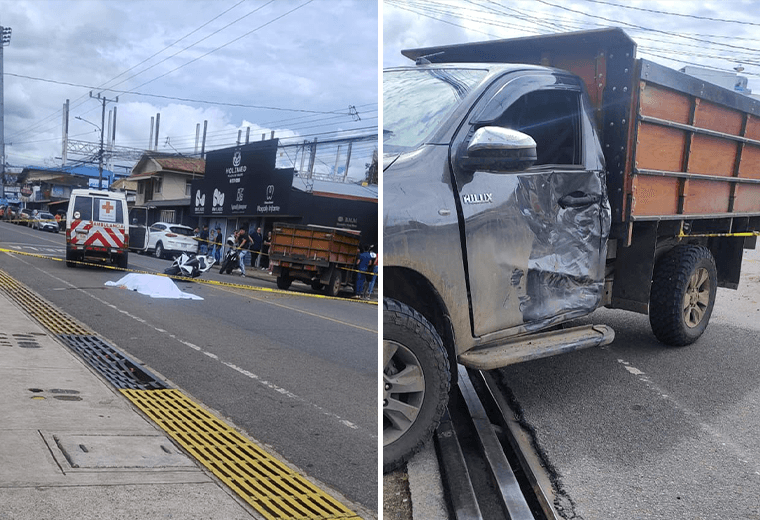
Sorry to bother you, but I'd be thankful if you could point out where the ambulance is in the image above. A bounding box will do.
[65,189,129,268]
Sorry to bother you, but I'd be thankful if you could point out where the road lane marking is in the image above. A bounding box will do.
[0,266,366,519]
[616,358,760,473]
[5,252,376,439]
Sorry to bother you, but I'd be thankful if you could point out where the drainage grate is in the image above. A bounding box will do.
[0,270,90,335]
[58,335,167,391]
[121,389,361,520]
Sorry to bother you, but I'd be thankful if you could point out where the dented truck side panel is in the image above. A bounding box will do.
[450,70,610,338]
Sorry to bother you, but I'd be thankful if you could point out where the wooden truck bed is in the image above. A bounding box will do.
[269,222,360,268]
[401,28,760,243]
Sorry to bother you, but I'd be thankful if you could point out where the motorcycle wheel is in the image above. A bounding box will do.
[164,266,180,276]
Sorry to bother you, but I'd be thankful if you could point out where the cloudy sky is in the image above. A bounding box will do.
[384,0,760,93]
[1,0,377,177]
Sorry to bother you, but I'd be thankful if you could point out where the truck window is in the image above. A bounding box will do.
[384,68,488,153]
[72,196,93,220]
[496,90,582,166]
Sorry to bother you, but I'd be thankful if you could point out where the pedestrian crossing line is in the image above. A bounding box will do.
[121,388,362,520]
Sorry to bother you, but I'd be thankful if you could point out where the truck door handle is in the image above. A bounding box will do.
[558,192,600,209]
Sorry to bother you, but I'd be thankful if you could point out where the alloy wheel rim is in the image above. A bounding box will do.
[383,339,425,446]
[683,267,710,328]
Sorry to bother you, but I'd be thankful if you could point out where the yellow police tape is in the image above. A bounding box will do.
[0,246,377,305]
[679,230,760,238]
[195,237,378,277]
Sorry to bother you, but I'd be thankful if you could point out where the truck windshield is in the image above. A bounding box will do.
[383,68,487,153]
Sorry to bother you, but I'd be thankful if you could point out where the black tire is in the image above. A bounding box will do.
[311,280,324,291]
[383,298,451,473]
[164,265,180,276]
[325,268,341,297]
[155,242,164,259]
[649,244,718,346]
[277,275,292,290]
[117,253,128,270]
[65,249,77,268]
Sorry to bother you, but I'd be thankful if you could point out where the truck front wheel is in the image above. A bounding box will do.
[325,269,341,297]
[649,244,717,346]
[383,298,450,473]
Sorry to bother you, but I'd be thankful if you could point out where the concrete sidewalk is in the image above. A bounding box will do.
[0,290,259,519]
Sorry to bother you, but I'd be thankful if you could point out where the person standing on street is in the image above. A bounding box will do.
[364,249,378,300]
[261,231,272,270]
[354,245,373,298]
[213,226,223,263]
[236,226,251,277]
[199,224,210,255]
[250,226,263,268]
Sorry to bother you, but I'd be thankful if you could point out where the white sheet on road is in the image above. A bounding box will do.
[105,273,203,300]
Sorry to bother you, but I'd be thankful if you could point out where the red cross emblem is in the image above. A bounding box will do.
[102,201,114,214]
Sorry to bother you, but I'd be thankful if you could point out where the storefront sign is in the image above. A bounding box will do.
[192,139,293,216]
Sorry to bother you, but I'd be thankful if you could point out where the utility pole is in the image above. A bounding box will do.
[1,25,12,182]
[90,91,118,189]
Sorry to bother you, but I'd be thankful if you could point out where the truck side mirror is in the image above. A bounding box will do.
[458,126,537,172]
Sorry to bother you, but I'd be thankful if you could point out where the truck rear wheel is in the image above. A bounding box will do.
[649,244,717,346]
[325,269,341,297]
[276,275,292,290]
[383,298,450,473]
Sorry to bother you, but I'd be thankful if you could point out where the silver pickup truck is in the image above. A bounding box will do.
[383,28,760,471]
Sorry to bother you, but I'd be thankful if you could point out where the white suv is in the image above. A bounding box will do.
[147,222,199,259]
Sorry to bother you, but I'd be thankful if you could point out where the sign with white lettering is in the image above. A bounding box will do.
[192,139,293,216]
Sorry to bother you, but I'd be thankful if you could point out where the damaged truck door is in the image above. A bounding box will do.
[453,72,609,335]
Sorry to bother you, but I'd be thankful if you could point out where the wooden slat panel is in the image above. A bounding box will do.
[745,115,760,140]
[683,180,731,214]
[687,135,738,177]
[738,144,760,179]
[634,123,686,171]
[632,176,679,216]
[733,184,760,213]
[693,100,743,135]
[638,83,691,124]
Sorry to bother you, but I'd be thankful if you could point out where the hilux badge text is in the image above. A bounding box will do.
[462,193,493,204]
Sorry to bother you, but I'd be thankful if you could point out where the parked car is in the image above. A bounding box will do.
[146,222,198,259]
[31,212,59,233]
[17,208,33,226]
[4,205,18,221]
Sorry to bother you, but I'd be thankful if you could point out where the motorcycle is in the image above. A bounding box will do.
[218,236,241,275]
[164,252,216,278]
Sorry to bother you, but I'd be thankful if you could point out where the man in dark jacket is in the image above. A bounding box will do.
[249,226,263,268]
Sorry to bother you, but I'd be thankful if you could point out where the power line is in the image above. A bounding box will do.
[4,72,348,115]
[532,0,760,54]
[124,0,316,94]
[7,0,253,143]
[580,0,760,28]
[106,0,277,93]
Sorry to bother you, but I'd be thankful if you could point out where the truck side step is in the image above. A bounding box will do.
[458,324,614,370]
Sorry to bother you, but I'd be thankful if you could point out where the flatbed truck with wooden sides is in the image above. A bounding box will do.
[382,28,760,471]
[269,222,361,297]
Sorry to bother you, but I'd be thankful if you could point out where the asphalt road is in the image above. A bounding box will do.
[387,247,760,520]
[0,221,378,514]
[497,249,760,519]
